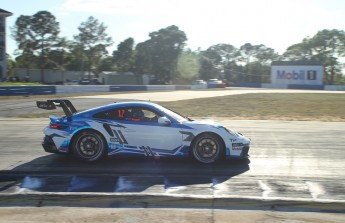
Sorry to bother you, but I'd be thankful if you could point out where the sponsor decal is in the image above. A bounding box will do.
[307,70,317,80]
[277,70,305,80]
[113,130,128,144]
[139,146,155,156]
[110,138,119,142]
[276,70,318,81]
[70,127,77,131]
[232,143,243,150]
[232,146,242,151]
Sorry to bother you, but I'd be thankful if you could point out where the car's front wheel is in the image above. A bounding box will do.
[192,133,224,164]
[72,130,106,162]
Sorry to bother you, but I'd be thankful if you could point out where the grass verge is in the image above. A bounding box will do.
[159,93,345,122]
[14,93,345,121]
[0,82,43,86]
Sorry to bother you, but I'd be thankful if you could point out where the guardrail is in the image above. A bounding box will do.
[0,86,56,96]
[0,85,208,96]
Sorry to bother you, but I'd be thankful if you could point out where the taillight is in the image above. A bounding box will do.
[50,123,67,129]
[50,124,59,129]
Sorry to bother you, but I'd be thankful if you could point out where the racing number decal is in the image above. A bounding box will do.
[118,109,125,118]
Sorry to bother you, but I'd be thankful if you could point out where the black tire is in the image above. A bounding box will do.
[72,130,106,162]
[192,133,224,164]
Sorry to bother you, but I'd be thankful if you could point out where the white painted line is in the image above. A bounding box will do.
[114,176,135,192]
[306,181,325,199]
[258,180,272,198]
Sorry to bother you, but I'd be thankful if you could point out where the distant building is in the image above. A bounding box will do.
[98,71,139,85]
[0,9,13,81]
[13,68,96,84]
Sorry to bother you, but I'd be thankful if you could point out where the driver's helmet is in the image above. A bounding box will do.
[131,108,144,121]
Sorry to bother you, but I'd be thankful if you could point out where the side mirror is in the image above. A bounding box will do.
[158,116,171,126]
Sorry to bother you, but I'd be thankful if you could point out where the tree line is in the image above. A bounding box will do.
[9,11,345,85]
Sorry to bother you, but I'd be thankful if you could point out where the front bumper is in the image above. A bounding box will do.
[41,135,59,153]
[240,145,250,158]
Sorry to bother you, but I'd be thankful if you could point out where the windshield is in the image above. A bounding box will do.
[155,104,187,123]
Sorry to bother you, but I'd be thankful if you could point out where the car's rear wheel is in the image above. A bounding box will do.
[192,133,224,164]
[72,130,106,162]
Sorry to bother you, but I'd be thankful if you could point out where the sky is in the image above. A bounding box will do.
[2,0,345,57]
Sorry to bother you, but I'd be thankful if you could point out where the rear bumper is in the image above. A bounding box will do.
[41,135,59,153]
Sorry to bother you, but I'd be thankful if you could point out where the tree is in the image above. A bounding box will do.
[98,56,116,72]
[283,29,345,85]
[198,44,239,81]
[12,11,60,82]
[134,40,153,75]
[199,57,218,80]
[135,25,187,83]
[113,37,134,72]
[45,37,71,70]
[176,50,200,82]
[74,16,113,79]
[238,43,279,82]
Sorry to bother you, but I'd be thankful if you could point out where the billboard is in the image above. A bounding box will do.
[271,61,323,86]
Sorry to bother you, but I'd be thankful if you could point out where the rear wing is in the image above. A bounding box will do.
[36,100,78,117]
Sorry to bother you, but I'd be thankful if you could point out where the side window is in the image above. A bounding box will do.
[93,107,162,122]
[142,108,161,122]
[93,109,117,120]
[93,107,139,120]
[124,107,161,122]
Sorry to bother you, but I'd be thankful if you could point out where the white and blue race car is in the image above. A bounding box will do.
[37,100,250,164]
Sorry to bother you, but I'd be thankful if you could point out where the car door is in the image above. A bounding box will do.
[111,106,183,156]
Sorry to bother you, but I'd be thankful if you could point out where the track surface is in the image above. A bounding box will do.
[0,118,344,202]
[1,88,345,217]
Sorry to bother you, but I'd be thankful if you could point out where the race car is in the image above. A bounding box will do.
[37,100,250,164]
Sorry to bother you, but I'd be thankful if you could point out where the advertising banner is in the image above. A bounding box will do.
[271,62,323,86]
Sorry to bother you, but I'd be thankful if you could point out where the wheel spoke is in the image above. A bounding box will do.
[76,133,104,160]
[193,135,221,163]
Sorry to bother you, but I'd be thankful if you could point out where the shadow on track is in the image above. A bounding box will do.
[1,155,250,193]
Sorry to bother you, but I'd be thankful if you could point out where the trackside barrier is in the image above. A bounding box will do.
[146,85,176,91]
[175,85,192,90]
[56,85,110,94]
[110,85,147,92]
[288,84,324,90]
[1,84,345,97]
[191,84,207,90]
[0,86,56,96]
[231,82,262,88]
[261,83,288,89]
[325,85,345,91]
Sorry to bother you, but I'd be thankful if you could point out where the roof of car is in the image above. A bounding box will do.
[76,101,161,116]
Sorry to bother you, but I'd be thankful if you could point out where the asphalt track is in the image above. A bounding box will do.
[0,119,344,211]
[0,89,345,217]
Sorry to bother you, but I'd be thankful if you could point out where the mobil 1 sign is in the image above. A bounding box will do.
[271,64,323,85]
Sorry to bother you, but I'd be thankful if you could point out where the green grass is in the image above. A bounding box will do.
[14,93,345,121]
[0,82,43,86]
[159,93,345,122]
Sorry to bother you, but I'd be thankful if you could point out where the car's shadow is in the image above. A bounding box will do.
[1,155,250,193]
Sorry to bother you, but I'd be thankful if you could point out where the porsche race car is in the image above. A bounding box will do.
[37,100,250,164]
